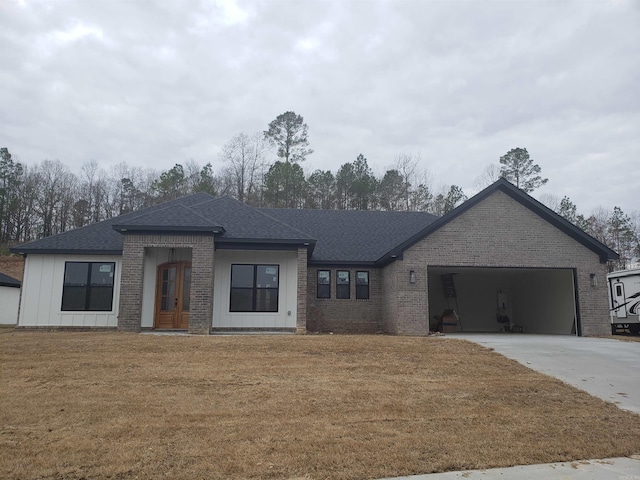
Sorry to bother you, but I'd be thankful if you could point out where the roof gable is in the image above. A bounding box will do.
[385,178,618,264]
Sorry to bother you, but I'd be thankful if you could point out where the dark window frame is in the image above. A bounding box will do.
[356,270,370,300]
[336,270,350,299]
[317,270,331,299]
[230,264,279,313]
[61,261,116,312]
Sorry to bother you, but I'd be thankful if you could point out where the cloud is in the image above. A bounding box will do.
[0,0,638,215]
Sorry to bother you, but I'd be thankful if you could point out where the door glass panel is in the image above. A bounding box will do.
[182,267,191,311]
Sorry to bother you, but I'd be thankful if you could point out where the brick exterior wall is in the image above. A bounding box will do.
[296,247,308,334]
[117,233,214,334]
[307,266,383,333]
[382,190,610,336]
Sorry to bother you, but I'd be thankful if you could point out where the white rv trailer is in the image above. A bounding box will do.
[607,268,640,335]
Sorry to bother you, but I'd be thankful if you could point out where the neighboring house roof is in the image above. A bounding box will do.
[9,179,618,264]
[0,272,21,288]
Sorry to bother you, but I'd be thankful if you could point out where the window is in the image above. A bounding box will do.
[317,270,331,298]
[336,270,350,299]
[356,271,370,300]
[230,264,279,312]
[61,262,115,311]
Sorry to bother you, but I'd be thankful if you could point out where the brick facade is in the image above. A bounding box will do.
[382,191,610,336]
[117,233,214,334]
[307,266,383,333]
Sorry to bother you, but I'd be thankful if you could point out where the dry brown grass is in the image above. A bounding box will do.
[2,332,640,480]
[602,335,640,342]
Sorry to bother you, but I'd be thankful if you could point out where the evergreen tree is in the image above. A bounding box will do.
[499,147,548,192]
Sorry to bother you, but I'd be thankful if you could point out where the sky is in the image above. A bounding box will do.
[1,0,638,215]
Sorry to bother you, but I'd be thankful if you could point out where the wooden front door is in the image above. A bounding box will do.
[154,262,191,329]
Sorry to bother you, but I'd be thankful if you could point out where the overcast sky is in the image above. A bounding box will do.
[1,0,638,214]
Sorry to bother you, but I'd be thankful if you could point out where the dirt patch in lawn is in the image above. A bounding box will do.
[2,332,639,480]
[0,255,24,281]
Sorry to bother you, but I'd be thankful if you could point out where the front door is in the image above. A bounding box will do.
[154,262,191,329]
[613,282,627,318]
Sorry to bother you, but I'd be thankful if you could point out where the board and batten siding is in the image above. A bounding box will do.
[213,250,298,329]
[0,286,20,325]
[18,254,122,328]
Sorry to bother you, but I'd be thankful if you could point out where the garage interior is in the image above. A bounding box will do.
[427,267,578,335]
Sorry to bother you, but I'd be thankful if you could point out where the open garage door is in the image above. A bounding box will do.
[428,267,579,335]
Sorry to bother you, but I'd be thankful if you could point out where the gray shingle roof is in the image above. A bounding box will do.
[262,208,438,263]
[9,179,618,264]
[11,193,216,254]
[113,204,224,233]
[191,197,315,242]
[0,272,21,288]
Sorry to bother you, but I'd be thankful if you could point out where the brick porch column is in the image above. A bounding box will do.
[117,236,145,332]
[296,247,308,334]
[189,236,215,335]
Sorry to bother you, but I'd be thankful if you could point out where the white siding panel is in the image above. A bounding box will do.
[214,250,297,329]
[0,286,20,324]
[18,254,122,328]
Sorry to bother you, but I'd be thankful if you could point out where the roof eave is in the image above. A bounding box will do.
[112,225,225,234]
[216,237,317,254]
[9,248,123,256]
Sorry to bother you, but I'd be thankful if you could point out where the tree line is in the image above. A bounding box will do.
[1,111,638,270]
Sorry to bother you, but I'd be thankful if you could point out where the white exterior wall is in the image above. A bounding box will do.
[18,254,122,328]
[0,286,20,325]
[214,250,298,329]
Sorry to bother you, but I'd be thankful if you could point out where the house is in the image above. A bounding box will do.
[10,179,618,336]
[0,272,21,325]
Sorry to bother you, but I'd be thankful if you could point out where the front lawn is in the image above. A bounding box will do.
[1,332,639,479]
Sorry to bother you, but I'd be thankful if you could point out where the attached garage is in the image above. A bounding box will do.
[427,267,578,334]
[381,180,618,337]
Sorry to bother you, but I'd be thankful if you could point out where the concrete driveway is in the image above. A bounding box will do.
[451,334,640,414]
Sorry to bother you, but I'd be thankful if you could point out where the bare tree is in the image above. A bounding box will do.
[33,160,77,237]
[537,193,561,212]
[220,132,268,203]
[473,163,501,191]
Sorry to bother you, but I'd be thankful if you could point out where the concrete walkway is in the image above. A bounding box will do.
[381,334,640,480]
[381,456,640,480]
[451,333,640,414]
